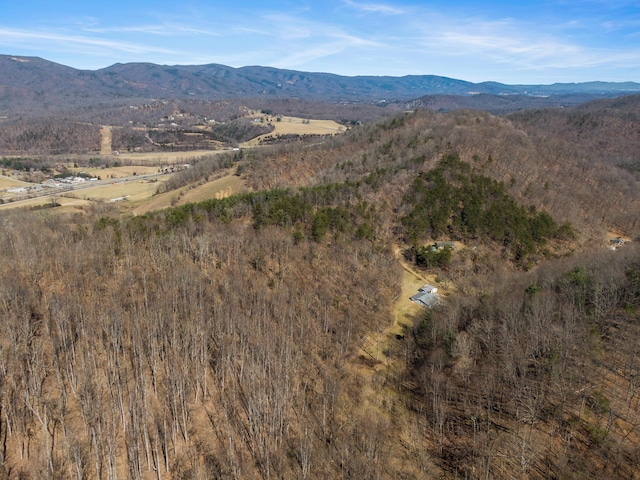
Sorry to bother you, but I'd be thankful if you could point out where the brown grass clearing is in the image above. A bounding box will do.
[358,244,457,373]
[0,179,166,213]
[393,269,430,333]
[133,173,246,215]
[178,174,246,204]
[70,180,161,203]
[0,175,31,188]
[111,149,230,164]
[0,194,91,213]
[241,114,345,147]
[100,126,112,155]
[72,165,160,179]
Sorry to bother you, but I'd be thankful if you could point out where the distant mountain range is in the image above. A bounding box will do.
[1,54,639,114]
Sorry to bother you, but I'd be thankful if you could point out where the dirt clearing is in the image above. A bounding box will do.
[100,126,112,155]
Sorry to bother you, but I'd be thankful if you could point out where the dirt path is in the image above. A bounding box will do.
[358,245,436,366]
[100,126,112,155]
[390,244,440,330]
[344,245,443,476]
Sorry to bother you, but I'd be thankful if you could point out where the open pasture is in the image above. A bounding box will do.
[133,173,246,215]
[242,114,345,146]
[73,165,160,179]
[0,175,30,189]
[110,149,231,165]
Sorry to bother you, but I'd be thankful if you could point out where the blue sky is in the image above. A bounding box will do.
[1,0,639,84]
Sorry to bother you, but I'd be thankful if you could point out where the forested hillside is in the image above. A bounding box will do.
[2,54,638,114]
[0,96,639,479]
[244,98,640,240]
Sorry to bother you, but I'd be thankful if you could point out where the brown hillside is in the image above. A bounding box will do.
[0,99,638,479]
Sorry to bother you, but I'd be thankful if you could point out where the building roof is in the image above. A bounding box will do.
[410,290,440,308]
[418,284,437,293]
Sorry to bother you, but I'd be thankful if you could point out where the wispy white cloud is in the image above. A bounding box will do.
[0,27,181,55]
[0,1,636,82]
[342,0,405,15]
[252,11,384,69]
[271,43,348,68]
[271,30,381,69]
[263,14,313,40]
[415,14,640,74]
[234,26,272,36]
[329,31,382,48]
[83,23,220,36]
[83,25,174,35]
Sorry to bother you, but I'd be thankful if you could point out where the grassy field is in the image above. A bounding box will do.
[0,164,245,215]
[0,178,167,212]
[100,126,112,155]
[110,150,231,164]
[393,269,430,334]
[178,174,246,204]
[0,175,30,188]
[73,165,161,179]
[133,173,246,215]
[362,243,458,358]
[241,115,345,147]
[0,194,90,213]
[72,180,161,203]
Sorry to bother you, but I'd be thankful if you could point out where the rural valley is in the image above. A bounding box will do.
[0,56,639,479]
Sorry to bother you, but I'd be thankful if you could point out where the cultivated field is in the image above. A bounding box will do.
[69,180,161,203]
[0,164,247,216]
[0,193,90,213]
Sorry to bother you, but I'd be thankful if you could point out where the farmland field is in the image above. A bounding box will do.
[0,177,166,212]
[73,165,160,179]
[241,115,345,146]
[133,173,246,215]
[0,115,344,215]
[104,149,232,165]
[69,180,162,203]
[0,175,30,188]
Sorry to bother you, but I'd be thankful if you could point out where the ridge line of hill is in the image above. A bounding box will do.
[1,54,639,114]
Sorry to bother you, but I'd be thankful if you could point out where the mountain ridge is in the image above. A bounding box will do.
[1,54,639,114]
